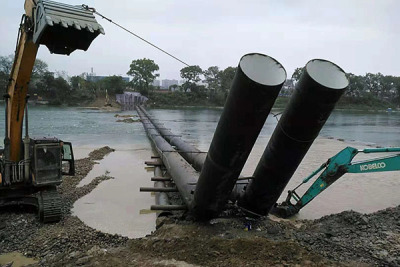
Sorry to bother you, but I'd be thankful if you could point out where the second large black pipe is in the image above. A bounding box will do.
[239,59,349,215]
[193,53,287,219]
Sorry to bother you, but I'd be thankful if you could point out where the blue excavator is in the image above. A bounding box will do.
[271,146,400,218]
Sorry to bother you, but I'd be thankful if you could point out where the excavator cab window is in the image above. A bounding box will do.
[62,142,75,176]
[33,143,62,185]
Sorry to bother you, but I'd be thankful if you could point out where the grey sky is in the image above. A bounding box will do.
[0,0,398,80]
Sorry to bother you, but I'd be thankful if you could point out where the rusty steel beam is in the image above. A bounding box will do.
[193,53,287,219]
[239,59,349,215]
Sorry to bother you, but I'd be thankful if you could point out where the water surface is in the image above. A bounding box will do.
[1,105,399,235]
[148,108,400,220]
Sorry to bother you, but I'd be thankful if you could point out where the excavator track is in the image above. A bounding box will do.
[37,188,62,223]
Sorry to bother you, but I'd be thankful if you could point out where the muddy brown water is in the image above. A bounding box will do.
[0,252,38,266]
[72,108,400,238]
[73,145,157,238]
[245,136,400,219]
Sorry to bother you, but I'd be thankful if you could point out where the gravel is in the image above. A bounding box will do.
[0,146,128,266]
[293,207,400,266]
[0,145,399,266]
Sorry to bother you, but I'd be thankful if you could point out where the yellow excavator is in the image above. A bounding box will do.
[0,0,104,222]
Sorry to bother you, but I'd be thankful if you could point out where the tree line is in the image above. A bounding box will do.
[127,58,237,105]
[0,55,127,105]
[292,67,400,105]
[129,59,400,107]
[1,53,399,107]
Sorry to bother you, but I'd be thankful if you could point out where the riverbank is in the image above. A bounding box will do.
[147,92,397,111]
[0,144,399,266]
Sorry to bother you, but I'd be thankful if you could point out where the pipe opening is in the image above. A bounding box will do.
[306,59,349,89]
[239,53,287,86]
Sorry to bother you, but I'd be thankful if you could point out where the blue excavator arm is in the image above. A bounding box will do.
[271,146,400,218]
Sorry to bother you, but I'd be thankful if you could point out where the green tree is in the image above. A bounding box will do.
[97,76,127,95]
[0,55,13,91]
[291,67,304,82]
[203,66,221,95]
[127,58,159,96]
[346,73,366,98]
[380,74,396,99]
[51,76,71,105]
[70,75,84,91]
[393,77,400,105]
[33,71,72,104]
[180,65,202,92]
[35,71,54,95]
[70,75,96,102]
[32,59,48,79]
[365,73,383,98]
[0,55,13,74]
[220,66,237,94]
[169,84,179,91]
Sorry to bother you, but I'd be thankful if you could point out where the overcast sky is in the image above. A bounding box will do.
[0,0,398,80]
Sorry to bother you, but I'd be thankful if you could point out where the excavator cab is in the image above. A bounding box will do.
[29,138,75,186]
[31,0,104,55]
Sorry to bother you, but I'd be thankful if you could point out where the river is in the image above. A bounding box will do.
[0,105,399,237]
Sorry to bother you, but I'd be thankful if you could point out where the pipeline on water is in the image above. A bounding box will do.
[137,107,198,207]
[138,105,206,171]
[137,106,250,213]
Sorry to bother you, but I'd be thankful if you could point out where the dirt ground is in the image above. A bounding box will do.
[1,147,399,267]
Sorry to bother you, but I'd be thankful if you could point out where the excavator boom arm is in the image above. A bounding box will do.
[6,28,39,162]
[347,155,400,173]
[4,0,104,162]
[272,146,400,218]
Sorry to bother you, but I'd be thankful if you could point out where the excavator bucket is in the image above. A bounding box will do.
[32,0,104,55]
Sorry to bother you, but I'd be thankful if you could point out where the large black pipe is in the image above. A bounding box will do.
[138,106,206,171]
[239,59,349,215]
[138,106,249,208]
[137,108,198,207]
[193,53,287,219]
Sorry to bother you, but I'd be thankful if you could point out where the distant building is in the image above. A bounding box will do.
[161,79,179,89]
[152,79,161,87]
